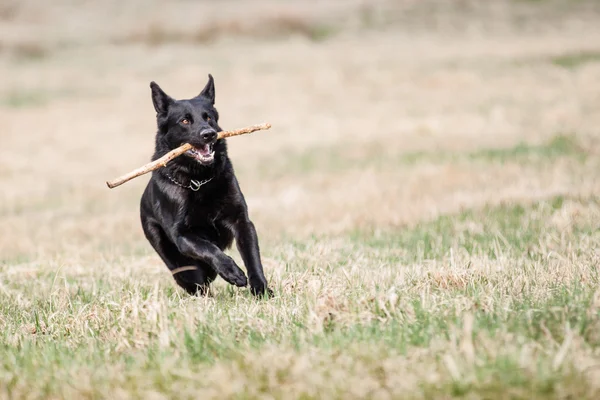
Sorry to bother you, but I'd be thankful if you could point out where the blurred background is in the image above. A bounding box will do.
[1,0,599,267]
[2,3,600,396]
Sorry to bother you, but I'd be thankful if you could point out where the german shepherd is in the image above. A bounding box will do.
[140,75,272,297]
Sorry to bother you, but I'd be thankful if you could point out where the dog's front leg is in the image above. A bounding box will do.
[176,234,248,287]
[234,217,272,297]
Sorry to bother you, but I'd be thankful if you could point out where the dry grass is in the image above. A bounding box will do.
[1,0,600,398]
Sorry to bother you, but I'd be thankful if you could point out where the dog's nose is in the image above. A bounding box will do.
[200,129,217,142]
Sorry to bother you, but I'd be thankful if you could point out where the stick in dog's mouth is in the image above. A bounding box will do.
[186,143,215,164]
[106,123,271,189]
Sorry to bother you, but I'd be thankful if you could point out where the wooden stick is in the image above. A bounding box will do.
[106,123,271,189]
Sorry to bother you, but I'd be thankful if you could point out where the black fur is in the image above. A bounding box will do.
[140,74,271,297]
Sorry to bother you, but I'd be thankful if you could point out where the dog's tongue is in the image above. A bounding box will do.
[197,144,211,156]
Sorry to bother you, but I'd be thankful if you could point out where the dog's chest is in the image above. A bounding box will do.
[184,199,235,248]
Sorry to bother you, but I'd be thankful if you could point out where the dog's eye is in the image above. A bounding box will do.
[202,112,211,122]
[181,118,190,125]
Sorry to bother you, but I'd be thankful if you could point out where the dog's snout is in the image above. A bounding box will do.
[201,129,217,142]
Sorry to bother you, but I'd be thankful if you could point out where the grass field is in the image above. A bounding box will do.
[1,0,600,398]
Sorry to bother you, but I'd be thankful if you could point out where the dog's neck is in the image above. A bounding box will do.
[161,166,213,191]
[160,157,216,183]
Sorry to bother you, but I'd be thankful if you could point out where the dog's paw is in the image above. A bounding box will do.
[219,259,248,287]
[223,271,248,287]
[250,281,274,298]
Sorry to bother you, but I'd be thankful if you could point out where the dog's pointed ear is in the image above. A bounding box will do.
[198,74,215,104]
[150,81,174,114]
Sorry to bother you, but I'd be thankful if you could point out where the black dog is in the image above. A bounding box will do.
[140,74,272,297]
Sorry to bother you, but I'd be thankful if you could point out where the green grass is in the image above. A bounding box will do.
[0,88,81,108]
[0,90,50,108]
[352,195,599,262]
[1,196,599,398]
[551,51,600,69]
[470,134,584,162]
[1,277,598,398]
[257,134,585,178]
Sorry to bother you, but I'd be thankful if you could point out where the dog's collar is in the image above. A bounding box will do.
[164,171,213,191]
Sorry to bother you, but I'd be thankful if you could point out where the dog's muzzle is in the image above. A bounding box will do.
[185,130,217,165]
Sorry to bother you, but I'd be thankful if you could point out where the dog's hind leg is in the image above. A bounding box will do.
[171,265,216,296]
[142,218,215,295]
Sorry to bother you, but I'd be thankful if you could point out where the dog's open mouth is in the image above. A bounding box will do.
[186,143,215,164]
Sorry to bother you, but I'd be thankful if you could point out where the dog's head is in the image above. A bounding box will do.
[150,74,221,166]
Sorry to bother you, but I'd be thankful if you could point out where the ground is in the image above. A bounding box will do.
[1,0,600,398]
